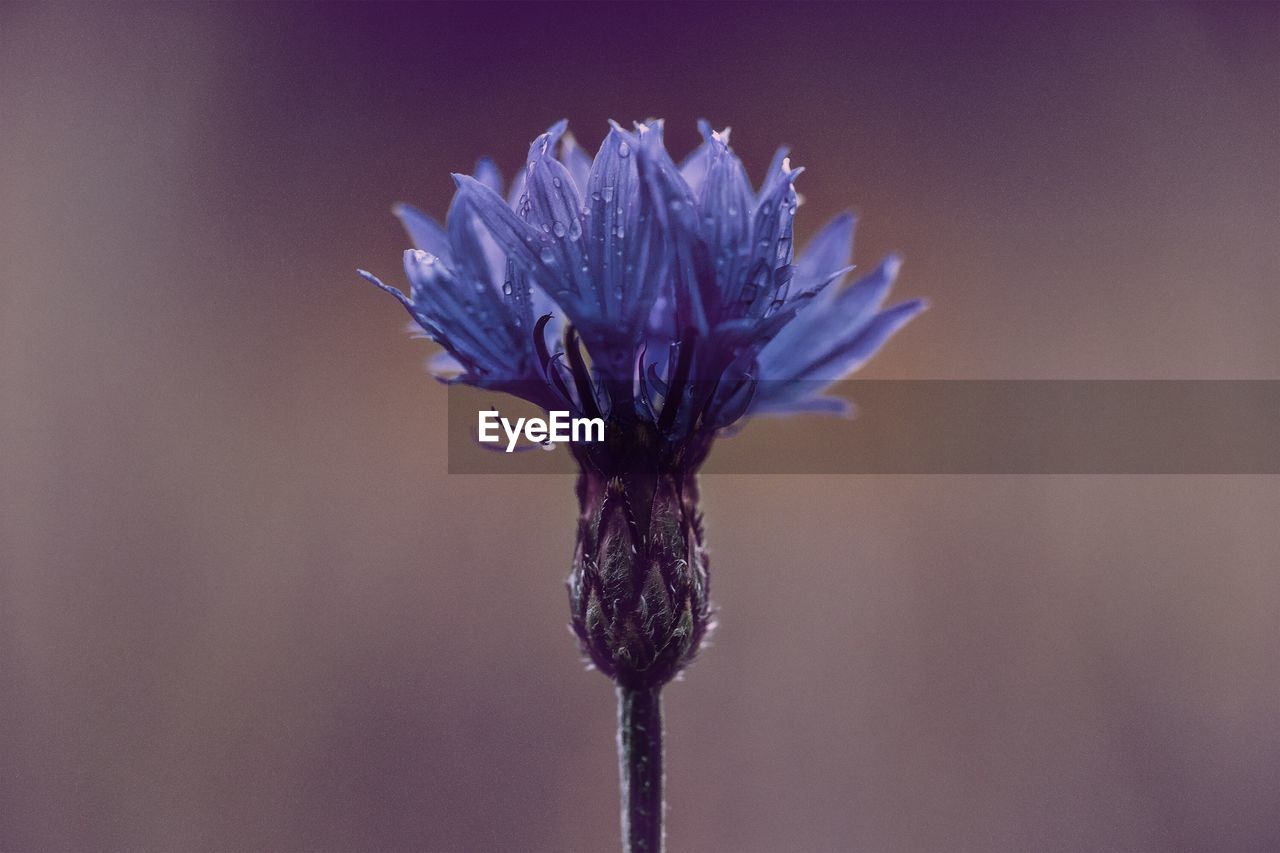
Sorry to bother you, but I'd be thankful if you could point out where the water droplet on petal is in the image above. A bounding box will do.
[553,176,562,188]
[618,142,630,158]
[602,186,615,203]
[502,280,513,295]
[539,246,556,264]
[553,221,566,238]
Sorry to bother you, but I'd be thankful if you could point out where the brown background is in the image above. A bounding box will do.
[2,2,1277,851]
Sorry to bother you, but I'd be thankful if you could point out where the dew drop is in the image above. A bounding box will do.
[553,176,562,188]
[541,223,551,233]
[568,218,583,240]
[539,246,555,264]
[553,221,566,238]
[502,280,513,295]
[602,186,615,203]
[618,142,630,158]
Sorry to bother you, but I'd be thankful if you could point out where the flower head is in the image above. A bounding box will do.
[360,119,924,466]
[361,120,925,688]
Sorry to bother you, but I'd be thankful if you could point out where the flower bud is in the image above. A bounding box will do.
[567,464,711,690]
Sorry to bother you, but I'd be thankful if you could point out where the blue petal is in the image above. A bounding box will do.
[427,350,465,378]
[393,203,452,262]
[752,284,926,399]
[760,254,901,378]
[758,145,792,200]
[793,212,856,292]
[678,119,720,192]
[831,254,901,325]
[583,125,666,339]
[443,192,498,292]
[635,123,713,333]
[559,131,592,196]
[797,298,927,381]
[749,162,799,278]
[474,157,503,195]
[401,251,482,346]
[726,159,799,322]
[697,131,753,299]
[452,173,549,277]
[522,123,592,306]
[358,268,412,311]
[754,294,926,413]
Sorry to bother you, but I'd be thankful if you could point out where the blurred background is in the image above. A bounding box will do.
[2,2,1277,851]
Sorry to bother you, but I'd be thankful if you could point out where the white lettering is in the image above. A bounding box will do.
[502,416,525,453]
[549,410,570,443]
[478,409,606,452]
[573,416,605,443]
[478,410,500,443]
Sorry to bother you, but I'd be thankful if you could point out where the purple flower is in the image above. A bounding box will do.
[361,123,927,850]
[360,119,925,462]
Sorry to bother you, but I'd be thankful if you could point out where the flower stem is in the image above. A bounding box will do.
[617,685,664,853]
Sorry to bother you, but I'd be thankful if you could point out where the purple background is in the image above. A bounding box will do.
[2,2,1278,851]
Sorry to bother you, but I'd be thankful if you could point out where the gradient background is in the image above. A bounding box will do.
[2,2,1278,851]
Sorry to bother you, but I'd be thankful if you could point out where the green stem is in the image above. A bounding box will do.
[617,685,664,853]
